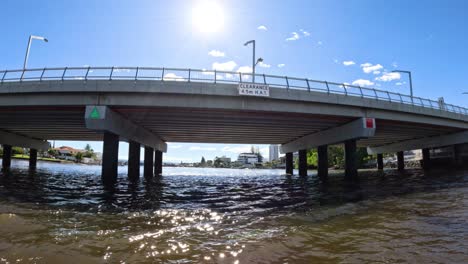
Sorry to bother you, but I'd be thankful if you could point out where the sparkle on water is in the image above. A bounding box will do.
[0,159,467,263]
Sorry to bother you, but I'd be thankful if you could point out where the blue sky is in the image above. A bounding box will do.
[2,0,468,162]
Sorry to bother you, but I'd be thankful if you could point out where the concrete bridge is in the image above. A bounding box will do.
[0,66,467,183]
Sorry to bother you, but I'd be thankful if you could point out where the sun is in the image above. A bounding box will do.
[192,1,224,33]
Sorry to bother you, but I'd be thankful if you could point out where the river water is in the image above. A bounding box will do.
[0,159,467,263]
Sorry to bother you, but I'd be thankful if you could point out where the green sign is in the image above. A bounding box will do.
[89,107,101,119]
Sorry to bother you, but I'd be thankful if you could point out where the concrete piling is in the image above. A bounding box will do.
[102,132,119,184]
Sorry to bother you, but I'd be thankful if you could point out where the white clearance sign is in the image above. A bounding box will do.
[238,83,270,97]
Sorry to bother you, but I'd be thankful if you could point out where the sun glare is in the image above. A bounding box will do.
[192,1,224,33]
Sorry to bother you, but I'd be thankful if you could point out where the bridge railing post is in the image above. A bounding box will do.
[386,91,391,102]
[109,66,114,81]
[359,86,364,98]
[1,70,8,84]
[134,67,139,81]
[61,67,68,82]
[214,70,217,84]
[342,84,347,95]
[188,68,191,82]
[325,81,330,94]
[306,79,310,92]
[239,72,242,83]
[85,66,90,81]
[285,76,289,89]
[161,67,165,81]
[263,74,267,84]
[20,69,26,82]
[39,68,46,82]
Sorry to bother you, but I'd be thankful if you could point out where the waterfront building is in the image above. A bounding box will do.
[269,145,279,161]
[237,153,259,165]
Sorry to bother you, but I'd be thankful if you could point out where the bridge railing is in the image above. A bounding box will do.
[1,66,467,116]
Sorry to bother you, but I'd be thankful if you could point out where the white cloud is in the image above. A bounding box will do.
[373,71,381,75]
[285,32,300,41]
[375,72,401,82]
[163,73,184,81]
[257,25,267,31]
[317,41,323,45]
[352,79,375,87]
[396,82,403,86]
[188,146,217,151]
[221,146,252,153]
[237,65,252,73]
[343,61,355,66]
[257,61,271,68]
[300,29,310,36]
[277,63,285,68]
[212,61,237,71]
[208,50,225,57]
[392,62,398,68]
[360,63,383,74]
[169,144,182,149]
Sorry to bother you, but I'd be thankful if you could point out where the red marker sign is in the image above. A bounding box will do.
[365,118,376,128]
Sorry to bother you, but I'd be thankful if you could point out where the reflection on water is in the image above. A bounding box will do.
[0,159,467,263]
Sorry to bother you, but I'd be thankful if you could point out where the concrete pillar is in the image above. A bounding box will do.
[344,139,357,179]
[285,152,293,175]
[454,144,463,167]
[397,151,404,171]
[298,149,307,177]
[144,146,154,178]
[128,141,140,181]
[29,148,37,169]
[377,153,384,170]
[154,150,163,176]
[102,132,119,184]
[317,145,328,180]
[422,148,430,169]
[2,144,12,170]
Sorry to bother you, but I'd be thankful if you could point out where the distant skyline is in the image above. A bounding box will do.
[2,0,468,161]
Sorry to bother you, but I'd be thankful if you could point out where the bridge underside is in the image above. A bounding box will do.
[0,106,462,147]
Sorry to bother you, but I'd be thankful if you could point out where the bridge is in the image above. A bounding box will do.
[0,66,467,183]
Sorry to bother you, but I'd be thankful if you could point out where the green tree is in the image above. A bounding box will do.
[200,156,206,167]
[12,147,24,155]
[75,152,83,162]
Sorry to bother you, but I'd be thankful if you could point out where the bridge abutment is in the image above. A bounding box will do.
[454,144,463,167]
[144,147,154,178]
[345,139,358,179]
[2,144,12,170]
[154,150,163,176]
[102,132,119,184]
[377,154,384,170]
[298,149,307,177]
[397,151,405,171]
[285,152,293,175]
[317,145,328,180]
[128,141,141,181]
[29,149,37,169]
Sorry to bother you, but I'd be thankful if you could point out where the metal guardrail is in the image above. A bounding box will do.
[1,66,467,116]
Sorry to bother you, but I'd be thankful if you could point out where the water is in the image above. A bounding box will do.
[0,159,467,263]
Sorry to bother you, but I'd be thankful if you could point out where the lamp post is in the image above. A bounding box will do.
[244,40,264,83]
[392,70,413,98]
[24,35,48,69]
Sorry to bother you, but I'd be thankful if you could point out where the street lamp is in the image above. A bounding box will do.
[24,35,48,69]
[392,70,413,98]
[244,40,263,83]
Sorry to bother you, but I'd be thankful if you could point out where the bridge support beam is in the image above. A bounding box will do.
[281,118,375,154]
[298,149,307,177]
[102,132,119,184]
[0,130,49,151]
[345,139,358,179]
[2,144,12,170]
[377,154,384,170]
[154,150,163,176]
[85,106,167,153]
[421,148,430,169]
[128,141,140,181]
[317,145,328,180]
[29,149,37,169]
[144,147,154,178]
[397,151,404,171]
[367,130,468,155]
[285,152,293,175]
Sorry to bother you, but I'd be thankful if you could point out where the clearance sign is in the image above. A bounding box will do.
[238,83,270,97]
